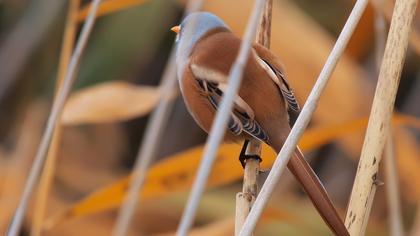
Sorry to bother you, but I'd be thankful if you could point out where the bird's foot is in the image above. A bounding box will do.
[239,139,262,168]
[239,154,262,169]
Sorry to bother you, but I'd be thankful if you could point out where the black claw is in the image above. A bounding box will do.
[239,154,262,168]
[239,140,262,168]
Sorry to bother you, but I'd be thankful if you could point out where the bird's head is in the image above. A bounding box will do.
[171,12,228,46]
[171,12,229,76]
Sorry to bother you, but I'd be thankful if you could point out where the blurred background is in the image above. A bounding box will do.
[0,0,419,235]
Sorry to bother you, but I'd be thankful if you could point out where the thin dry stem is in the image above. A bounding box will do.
[31,1,81,235]
[6,1,103,235]
[238,0,369,235]
[235,192,254,236]
[384,133,404,236]
[345,0,418,235]
[373,5,404,236]
[255,0,272,48]
[235,155,260,236]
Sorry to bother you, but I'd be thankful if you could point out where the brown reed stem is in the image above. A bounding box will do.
[345,0,418,234]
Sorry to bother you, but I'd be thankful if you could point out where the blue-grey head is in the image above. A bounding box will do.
[171,12,229,79]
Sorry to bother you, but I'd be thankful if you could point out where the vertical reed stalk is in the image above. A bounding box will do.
[31,1,81,235]
[373,3,404,235]
[345,0,418,235]
[235,1,272,235]
[384,134,404,236]
[6,0,102,235]
[235,142,261,236]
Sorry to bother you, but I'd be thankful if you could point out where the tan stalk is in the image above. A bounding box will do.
[31,1,81,235]
[373,3,404,235]
[345,0,418,235]
[235,141,261,236]
[235,1,272,235]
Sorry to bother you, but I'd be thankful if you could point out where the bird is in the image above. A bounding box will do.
[172,12,349,236]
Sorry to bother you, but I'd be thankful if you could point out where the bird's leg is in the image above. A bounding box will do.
[239,140,249,168]
[239,139,262,168]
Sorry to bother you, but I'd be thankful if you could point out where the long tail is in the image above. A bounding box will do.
[285,147,349,236]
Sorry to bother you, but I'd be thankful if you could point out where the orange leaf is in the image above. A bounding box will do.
[62,82,160,125]
[77,0,149,22]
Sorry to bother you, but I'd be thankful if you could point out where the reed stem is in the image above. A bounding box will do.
[345,0,418,234]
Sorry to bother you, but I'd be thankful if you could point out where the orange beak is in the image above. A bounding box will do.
[171,25,180,34]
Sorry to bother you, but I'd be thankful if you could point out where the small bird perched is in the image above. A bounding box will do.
[172,12,348,236]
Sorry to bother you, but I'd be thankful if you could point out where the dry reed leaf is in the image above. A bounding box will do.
[77,0,149,21]
[45,113,420,228]
[62,81,160,125]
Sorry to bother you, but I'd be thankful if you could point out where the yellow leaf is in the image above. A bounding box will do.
[77,0,149,22]
[46,113,420,228]
[62,82,160,125]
